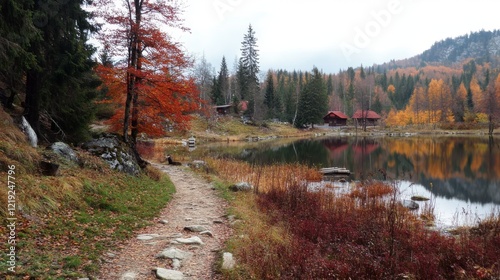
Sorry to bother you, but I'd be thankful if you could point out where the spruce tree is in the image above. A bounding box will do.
[238,24,260,117]
[218,56,230,104]
[295,68,328,128]
[264,71,275,111]
[0,0,39,108]
[210,76,224,105]
[0,0,100,142]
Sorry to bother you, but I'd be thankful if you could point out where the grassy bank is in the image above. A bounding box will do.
[171,115,318,142]
[0,109,175,279]
[207,159,500,279]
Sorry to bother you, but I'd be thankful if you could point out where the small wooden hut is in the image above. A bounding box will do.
[214,104,232,115]
[323,111,348,126]
[352,110,381,126]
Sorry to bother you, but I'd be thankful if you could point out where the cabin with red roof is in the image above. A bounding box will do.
[323,111,348,126]
[352,110,381,126]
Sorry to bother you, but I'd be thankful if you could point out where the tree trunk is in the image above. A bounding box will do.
[5,88,16,109]
[24,69,41,136]
[130,0,142,144]
[489,115,494,136]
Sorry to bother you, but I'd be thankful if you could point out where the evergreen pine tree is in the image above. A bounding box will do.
[210,76,224,105]
[238,24,260,117]
[264,71,275,110]
[218,56,230,104]
[14,0,100,141]
[295,67,328,128]
[327,74,334,95]
[0,0,39,108]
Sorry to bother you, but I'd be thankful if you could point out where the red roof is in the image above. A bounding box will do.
[352,110,381,119]
[323,111,348,119]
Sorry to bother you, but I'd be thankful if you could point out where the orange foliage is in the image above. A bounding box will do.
[470,77,483,112]
[387,84,396,94]
[94,0,201,137]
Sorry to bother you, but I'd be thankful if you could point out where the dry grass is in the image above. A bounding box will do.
[206,158,321,193]
[209,158,500,279]
[0,107,176,278]
[0,108,40,174]
[186,115,314,142]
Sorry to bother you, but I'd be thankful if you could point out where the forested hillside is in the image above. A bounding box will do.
[200,30,500,132]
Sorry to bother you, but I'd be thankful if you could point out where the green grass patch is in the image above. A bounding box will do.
[0,172,175,279]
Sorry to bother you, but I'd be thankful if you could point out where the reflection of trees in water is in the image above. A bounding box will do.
[198,136,500,205]
[419,177,500,205]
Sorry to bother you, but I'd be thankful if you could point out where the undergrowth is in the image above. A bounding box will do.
[209,158,500,280]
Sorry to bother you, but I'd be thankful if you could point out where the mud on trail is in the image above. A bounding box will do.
[96,163,233,279]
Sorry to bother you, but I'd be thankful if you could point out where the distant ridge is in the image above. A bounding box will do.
[374,30,500,71]
[420,30,500,65]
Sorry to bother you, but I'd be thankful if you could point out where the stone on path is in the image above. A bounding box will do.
[137,234,160,241]
[200,230,213,237]
[120,271,137,280]
[221,252,235,270]
[155,268,184,280]
[156,247,193,260]
[184,225,208,232]
[175,236,204,245]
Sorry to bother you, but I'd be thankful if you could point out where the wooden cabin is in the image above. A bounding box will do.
[214,104,232,115]
[323,111,348,126]
[352,110,381,126]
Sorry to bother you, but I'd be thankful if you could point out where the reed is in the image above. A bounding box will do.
[209,158,500,279]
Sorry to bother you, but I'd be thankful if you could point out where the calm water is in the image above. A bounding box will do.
[144,136,500,226]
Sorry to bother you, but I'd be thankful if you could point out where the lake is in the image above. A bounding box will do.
[143,136,500,227]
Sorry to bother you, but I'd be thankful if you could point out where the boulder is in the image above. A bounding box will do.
[229,182,253,192]
[221,252,235,270]
[82,134,141,175]
[402,200,419,210]
[50,142,79,163]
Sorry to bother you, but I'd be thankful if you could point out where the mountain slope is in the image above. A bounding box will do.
[420,30,500,65]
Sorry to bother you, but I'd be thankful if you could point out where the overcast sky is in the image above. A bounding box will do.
[173,0,499,74]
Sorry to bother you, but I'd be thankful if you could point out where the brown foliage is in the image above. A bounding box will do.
[210,159,500,279]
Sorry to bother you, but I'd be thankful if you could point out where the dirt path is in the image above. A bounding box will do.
[96,163,232,279]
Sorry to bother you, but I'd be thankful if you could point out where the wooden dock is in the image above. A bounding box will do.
[320,167,351,175]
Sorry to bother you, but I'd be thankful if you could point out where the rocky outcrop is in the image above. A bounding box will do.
[82,134,141,175]
[49,142,79,163]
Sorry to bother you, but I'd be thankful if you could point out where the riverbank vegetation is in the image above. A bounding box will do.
[0,110,175,278]
[207,158,500,279]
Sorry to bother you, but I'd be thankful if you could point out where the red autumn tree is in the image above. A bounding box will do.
[94,0,199,144]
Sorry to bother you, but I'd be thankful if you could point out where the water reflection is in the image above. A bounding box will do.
[221,136,500,225]
[141,136,500,225]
